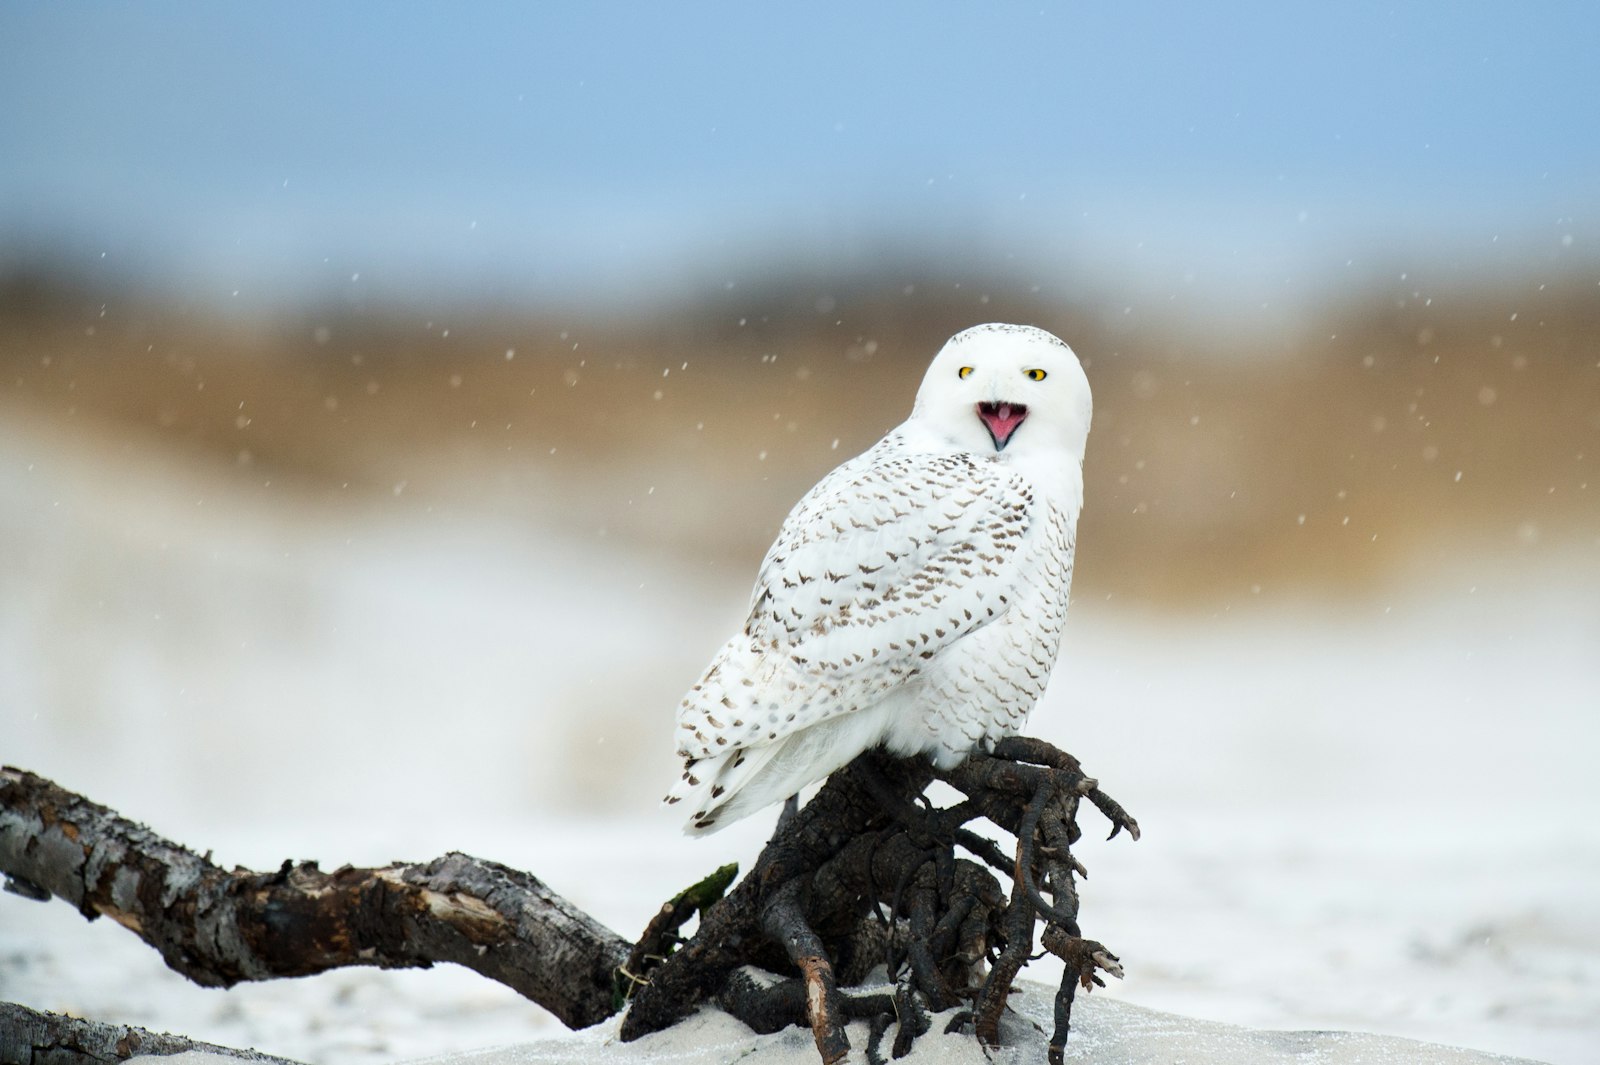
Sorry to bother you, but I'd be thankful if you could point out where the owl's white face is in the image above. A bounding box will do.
[910,323,1092,462]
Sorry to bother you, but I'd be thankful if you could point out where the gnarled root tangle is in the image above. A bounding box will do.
[619,738,1138,1065]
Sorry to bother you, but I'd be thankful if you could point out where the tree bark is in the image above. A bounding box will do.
[618,751,935,1045]
[3,741,1136,1065]
[0,1002,303,1065]
[0,767,628,1031]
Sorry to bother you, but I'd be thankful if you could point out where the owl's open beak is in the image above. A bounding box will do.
[977,401,1028,450]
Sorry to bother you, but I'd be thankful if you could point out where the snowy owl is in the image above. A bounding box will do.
[666,323,1091,833]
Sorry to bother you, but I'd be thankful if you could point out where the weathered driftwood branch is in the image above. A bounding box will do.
[0,1001,303,1065]
[3,738,1137,1065]
[0,766,628,1030]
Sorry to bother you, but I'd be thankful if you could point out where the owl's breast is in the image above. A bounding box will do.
[885,500,1077,766]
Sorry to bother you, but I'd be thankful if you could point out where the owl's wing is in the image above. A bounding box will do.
[751,449,1034,665]
[676,447,1035,761]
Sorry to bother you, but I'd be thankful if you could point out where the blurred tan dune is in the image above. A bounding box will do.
[3,270,1596,608]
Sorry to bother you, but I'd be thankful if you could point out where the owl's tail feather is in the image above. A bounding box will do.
[666,708,888,835]
[665,738,790,835]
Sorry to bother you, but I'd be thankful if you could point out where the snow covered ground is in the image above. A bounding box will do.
[3,409,1598,1064]
[134,986,1546,1065]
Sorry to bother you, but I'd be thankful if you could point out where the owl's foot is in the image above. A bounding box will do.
[994,735,1142,841]
[960,735,1142,842]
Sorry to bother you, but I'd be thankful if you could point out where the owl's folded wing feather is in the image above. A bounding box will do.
[752,450,1034,664]
[675,447,1035,763]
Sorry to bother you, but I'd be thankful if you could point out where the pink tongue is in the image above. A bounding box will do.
[980,403,1026,444]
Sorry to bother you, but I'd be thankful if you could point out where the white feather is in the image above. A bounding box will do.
[667,324,1092,833]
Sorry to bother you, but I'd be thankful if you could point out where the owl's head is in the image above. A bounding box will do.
[910,323,1092,462]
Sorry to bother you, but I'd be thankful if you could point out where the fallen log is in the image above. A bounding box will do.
[0,767,627,1030]
[2,741,1135,1065]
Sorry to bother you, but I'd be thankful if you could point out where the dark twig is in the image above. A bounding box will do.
[619,862,738,1000]
[763,879,852,1064]
[865,1011,894,1065]
[903,872,954,1010]
[771,794,801,843]
[954,826,1012,875]
[1048,976,1077,1065]
[890,970,931,1058]
[715,971,895,1036]
[1040,806,1084,938]
[1040,925,1123,1063]
[974,891,1037,1047]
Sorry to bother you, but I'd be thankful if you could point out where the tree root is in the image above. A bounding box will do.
[620,738,1138,1063]
[1,736,1135,1065]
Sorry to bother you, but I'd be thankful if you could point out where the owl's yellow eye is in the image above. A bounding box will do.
[958,366,974,379]
[1025,368,1048,381]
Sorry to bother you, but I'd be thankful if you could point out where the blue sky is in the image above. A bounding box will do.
[2,2,1595,314]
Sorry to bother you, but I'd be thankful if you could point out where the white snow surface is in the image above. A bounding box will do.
[2,409,1597,1064]
[138,985,1544,1065]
